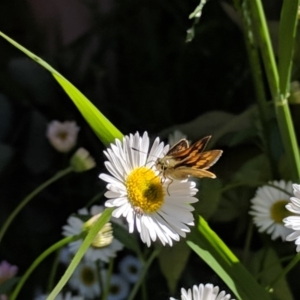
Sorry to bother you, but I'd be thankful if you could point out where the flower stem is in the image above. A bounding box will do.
[267,252,300,290]
[249,0,300,181]
[127,248,160,300]
[47,208,114,300]
[10,235,77,300]
[101,257,114,300]
[0,167,73,245]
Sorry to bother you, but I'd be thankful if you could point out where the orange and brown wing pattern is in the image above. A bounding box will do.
[167,139,189,156]
[168,136,211,161]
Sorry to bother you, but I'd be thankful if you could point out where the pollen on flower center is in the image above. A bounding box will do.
[270,199,290,224]
[126,167,165,213]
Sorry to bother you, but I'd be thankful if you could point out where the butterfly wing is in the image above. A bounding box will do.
[166,167,217,180]
[169,136,211,162]
[167,139,189,156]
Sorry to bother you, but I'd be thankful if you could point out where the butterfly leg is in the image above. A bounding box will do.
[166,178,173,196]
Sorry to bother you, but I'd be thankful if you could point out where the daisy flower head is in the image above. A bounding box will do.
[249,180,293,241]
[99,132,198,247]
[46,120,80,153]
[62,205,124,263]
[107,273,130,300]
[118,255,142,283]
[170,283,234,300]
[68,259,101,299]
[284,184,300,251]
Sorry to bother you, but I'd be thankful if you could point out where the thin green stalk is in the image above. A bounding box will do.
[47,208,114,300]
[101,258,114,300]
[242,221,253,265]
[238,0,276,178]
[267,253,300,290]
[47,249,61,293]
[0,167,73,245]
[10,235,78,300]
[249,0,300,181]
[127,248,160,300]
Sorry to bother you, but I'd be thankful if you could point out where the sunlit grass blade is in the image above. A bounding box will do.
[0,32,123,145]
[187,216,271,300]
[47,207,114,300]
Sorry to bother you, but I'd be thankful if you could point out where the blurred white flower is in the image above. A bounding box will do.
[170,283,234,300]
[107,274,130,300]
[249,180,293,241]
[70,148,96,172]
[99,132,198,247]
[68,259,101,299]
[47,120,79,153]
[62,205,124,262]
[118,255,141,283]
[284,183,300,251]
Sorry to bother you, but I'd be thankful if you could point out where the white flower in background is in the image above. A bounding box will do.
[35,292,83,300]
[47,120,79,153]
[0,260,18,285]
[168,130,188,147]
[62,205,124,262]
[99,132,198,247]
[68,259,101,299]
[70,148,96,172]
[107,274,130,300]
[0,261,18,300]
[249,180,293,241]
[59,247,72,265]
[118,255,141,283]
[170,283,234,300]
[284,183,300,251]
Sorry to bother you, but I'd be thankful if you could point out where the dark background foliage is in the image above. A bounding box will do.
[0,0,290,299]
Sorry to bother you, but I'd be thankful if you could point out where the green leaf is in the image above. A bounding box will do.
[47,208,114,300]
[194,178,222,220]
[112,222,141,255]
[0,31,123,145]
[158,240,191,293]
[248,248,293,300]
[278,0,300,95]
[187,216,271,300]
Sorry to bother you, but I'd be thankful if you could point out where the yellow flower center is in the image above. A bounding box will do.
[80,265,96,286]
[126,167,165,214]
[270,199,291,224]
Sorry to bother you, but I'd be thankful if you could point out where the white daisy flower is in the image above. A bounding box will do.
[99,132,198,247]
[35,291,83,300]
[168,130,188,147]
[170,283,234,300]
[68,259,100,299]
[118,255,141,283]
[107,273,130,300]
[249,180,293,241]
[284,183,300,251]
[46,120,79,153]
[62,205,124,263]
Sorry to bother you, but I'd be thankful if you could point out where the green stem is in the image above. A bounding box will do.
[242,221,253,265]
[127,248,160,300]
[10,235,77,300]
[47,249,61,293]
[0,167,73,245]
[47,208,114,300]
[101,258,114,300]
[249,0,300,181]
[268,252,300,290]
[238,0,277,178]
